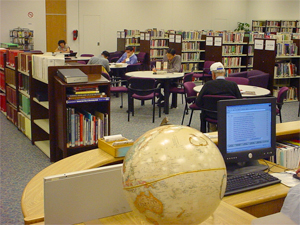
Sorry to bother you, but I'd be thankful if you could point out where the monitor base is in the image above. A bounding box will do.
[226,160,268,176]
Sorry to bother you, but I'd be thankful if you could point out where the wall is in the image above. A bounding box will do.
[0,0,299,54]
[0,0,46,51]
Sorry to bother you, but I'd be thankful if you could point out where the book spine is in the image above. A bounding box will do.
[66,97,109,104]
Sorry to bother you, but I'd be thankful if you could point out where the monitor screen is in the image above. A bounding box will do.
[217,97,276,175]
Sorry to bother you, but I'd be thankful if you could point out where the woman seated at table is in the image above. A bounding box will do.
[54,40,70,53]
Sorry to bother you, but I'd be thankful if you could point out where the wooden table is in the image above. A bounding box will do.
[28,201,256,225]
[22,121,300,224]
[193,84,271,97]
[125,71,184,114]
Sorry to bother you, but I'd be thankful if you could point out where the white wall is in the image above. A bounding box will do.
[0,0,46,51]
[0,0,299,54]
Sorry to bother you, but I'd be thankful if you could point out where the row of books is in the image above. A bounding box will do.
[266,21,281,27]
[0,70,5,91]
[6,86,17,107]
[274,63,298,77]
[225,68,241,77]
[181,63,199,72]
[0,49,7,69]
[0,93,6,112]
[181,52,201,61]
[124,29,140,37]
[67,108,109,147]
[181,31,203,40]
[150,39,168,48]
[32,54,65,83]
[17,112,31,139]
[18,73,30,95]
[5,67,17,87]
[276,42,298,56]
[6,50,24,68]
[150,49,166,58]
[9,29,33,38]
[6,103,18,126]
[222,32,245,43]
[222,57,242,67]
[222,45,244,55]
[266,27,280,33]
[18,52,35,73]
[182,42,202,51]
[19,93,30,116]
[248,57,253,67]
[125,38,140,45]
[147,29,166,38]
[248,45,254,55]
[275,139,300,169]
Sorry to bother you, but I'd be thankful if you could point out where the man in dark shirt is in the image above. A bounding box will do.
[196,62,242,131]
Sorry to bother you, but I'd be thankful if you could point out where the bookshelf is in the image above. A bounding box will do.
[252,20,300,33]
[48,65,110,162]
[9,27,34,50]
[117,30,140,53]
[0,50,6,115]
[178,31,206,73]
[274,39,300,102]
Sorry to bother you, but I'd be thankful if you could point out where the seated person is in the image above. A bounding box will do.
[116,46,137,65]
[195,62,242,131]
[54,40,70,53]
[87,51,111,73]
[153,48,181,73]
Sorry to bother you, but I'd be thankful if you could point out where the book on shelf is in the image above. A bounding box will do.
[57,68,88,83]
[66,97,109,104]
[274,62,297,77]
[0,93,6,112]
[275,140,300,169]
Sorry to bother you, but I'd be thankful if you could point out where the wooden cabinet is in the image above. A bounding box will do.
[48,65,110,162]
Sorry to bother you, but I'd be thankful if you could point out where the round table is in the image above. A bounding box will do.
[193,84,271,97]
[125,71,184,114]
[109,63,128,69]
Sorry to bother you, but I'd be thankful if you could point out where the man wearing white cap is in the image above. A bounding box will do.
[195,62,242,131]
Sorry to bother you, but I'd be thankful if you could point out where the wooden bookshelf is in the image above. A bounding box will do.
[252,20,300,33]
[48,65,110,162]
[0,51,6,114]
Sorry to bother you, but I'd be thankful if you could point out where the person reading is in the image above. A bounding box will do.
[54,40,70,53]
[88,51,111,74]
[153,48,181,73]
[116,46,137,65]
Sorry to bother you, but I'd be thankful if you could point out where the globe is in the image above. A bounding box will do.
[122,125,227,225]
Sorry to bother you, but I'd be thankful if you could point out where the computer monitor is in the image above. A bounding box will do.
[217,97,276,176]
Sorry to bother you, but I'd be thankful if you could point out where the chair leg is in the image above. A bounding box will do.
[298,101,300,117]
[128,95,130,122]
[200,112,207,133]
[120,92,123,108]
[188,109,194,126]
[181,104,188,125]
[279,109,282,123]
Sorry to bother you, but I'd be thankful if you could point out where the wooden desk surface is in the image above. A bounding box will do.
[22,121,300,224]
[30,201,256,225]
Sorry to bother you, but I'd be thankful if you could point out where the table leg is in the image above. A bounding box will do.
[164,79,170,114]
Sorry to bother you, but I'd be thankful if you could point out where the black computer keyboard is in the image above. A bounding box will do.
[224,171,281,196]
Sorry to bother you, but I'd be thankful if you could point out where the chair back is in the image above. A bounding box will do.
[126,63,142,72]
[128,77,156,96]
[203,61,215,74]
[183,82,197,104]
[201,95,236,119]
[80,54,94,57]
[277,87,289,105]
[248,73,269,89]
[225,77,249,85]
[183,73,194,83]
[137,52,146,63]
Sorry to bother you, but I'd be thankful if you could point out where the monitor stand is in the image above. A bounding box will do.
[226,160,268,176]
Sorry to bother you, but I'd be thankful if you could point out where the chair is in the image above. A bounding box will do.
[276,87,289,123]
[102,72,128,108]
[127,77,161,123]
[193,61,215,83]
[136,52,147,70]
[225,77,249,85]
[126,63,142,73]
[80,54,94,57]
[170,73,194,107]
[181,82,201,126]
[199,95,236,133]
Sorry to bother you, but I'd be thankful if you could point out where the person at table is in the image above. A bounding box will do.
[153,48,181,73]
[54,40,70,53]
[195,62,242,131]
[87,51,111,73]
[116,46,137,65]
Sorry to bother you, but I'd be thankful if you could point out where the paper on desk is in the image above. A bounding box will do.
[270,172,300,187]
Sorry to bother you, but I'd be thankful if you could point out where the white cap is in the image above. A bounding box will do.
[210,62,225,72]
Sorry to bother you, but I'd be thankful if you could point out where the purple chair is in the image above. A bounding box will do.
[127,77,161,123]
[77,61,87,64]
[181,82,201,126]
[199,95,236,132]
[137,52,147,70]
[102,72,128,108]
[228,70,270,89]
[80,54,94,57]
[276,87,289,123]
[225,77,249,85]
[170,73,194,107]
[126,63,142,73]
[193,61,215,83]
